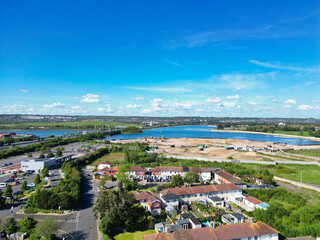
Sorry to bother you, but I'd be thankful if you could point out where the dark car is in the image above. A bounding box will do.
[4,178,13,183]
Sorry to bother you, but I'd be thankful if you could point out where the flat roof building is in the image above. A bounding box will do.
[21,158,58,172]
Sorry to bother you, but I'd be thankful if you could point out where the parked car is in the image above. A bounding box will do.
[0,183,6,188]
[9,181,19,186]
[27,183,36,188]
[10,175,17,179]
[8,162,12,165]
[4,178,13,183]
[13,191,22,196]
[26,170,33,175]
[16,177,24,180]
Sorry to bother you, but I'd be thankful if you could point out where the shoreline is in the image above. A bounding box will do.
[211,129,320,142]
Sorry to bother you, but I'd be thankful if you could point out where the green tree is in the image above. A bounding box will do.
[18,215,37,233]
[56,149,62,157]
[171,174,184,187]
[46,152,54,158]
[0,217,18,235]
[116,164,132,190]
[99,177,106,189]
[20,180,28,192]
[184,171,200,185]
[34,174,41,185]
[0,190,6,208]
[27,153,32,158]
[34,216,58,240]
[3,185,13,198]
[41,166,49,178]
[38,153,45,159]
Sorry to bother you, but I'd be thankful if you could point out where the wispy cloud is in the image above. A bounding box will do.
[20,89,28,93]
[293,81,316,89]
[165,59,180,66]
[249,60,311,71]
[128,86,192,93]
[80,94,101,103]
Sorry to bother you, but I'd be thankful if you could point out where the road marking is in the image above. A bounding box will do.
[75,211,80,233]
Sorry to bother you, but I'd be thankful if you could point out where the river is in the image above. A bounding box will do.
[105,125,320,145]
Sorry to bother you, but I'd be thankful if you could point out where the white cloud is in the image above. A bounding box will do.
[80,93,101,103]
[141,109,152,114]
[226,95,240,100]
[43,102,65,108]
[3,105,28,112]
[71,106,88,114]
[128,86,191,93]
[97,106,113,113]
[272,99,280,103]
[165,59,180,66]
[71,106,81,110]
[283,105,291,109]
[297,105,319,110]
[126,104,141,109]
[249,101,258,106]
[207,97,221,103]
[150,98,168,111]
[264,107,272,110]
[284,99,297,104]
[20,89,28,93]
[174,102,193,110]
[136,96,145,101]
[312,100,320,103]
[223,102,236,108]
[249,60,310,71]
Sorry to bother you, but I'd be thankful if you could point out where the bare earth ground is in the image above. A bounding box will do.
[112,138,320,162]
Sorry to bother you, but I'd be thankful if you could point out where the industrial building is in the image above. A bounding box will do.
[21,154,73,172]
[21,158,58,172]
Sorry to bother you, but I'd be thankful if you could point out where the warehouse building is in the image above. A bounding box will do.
[21,158,58,172]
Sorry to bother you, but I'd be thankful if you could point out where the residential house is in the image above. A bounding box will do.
[207,196,224,208]
[144,221,279,240]
[151,166,212,181]
[100,166,145,179]
[132,191,161,215]
[214,170,247,189]
[97,161,112,170]
[244,196,269,210]
[189,216,201,229]
[160,183,242,207]
[222,213,246,224]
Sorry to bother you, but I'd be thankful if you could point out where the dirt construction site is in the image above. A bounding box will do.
[112,137,320,162]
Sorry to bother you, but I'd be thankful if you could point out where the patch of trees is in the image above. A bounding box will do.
[0,136,39,146]
[25,163,81,211]
[245,188,320,238]
[0,131,110,159]
[121,126,143,134]
[0,215,58,240]
[93,182,152,238]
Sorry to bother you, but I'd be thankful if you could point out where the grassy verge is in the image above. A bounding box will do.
[114,230,156,240]
[0,120,141,130]
[241,163,320,185]
[284,149,320,158]
[273,130,311,137]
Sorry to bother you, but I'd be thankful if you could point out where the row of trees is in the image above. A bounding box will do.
[0,136,39,146]
[25,163,81,210]
[0,131,110,159]
[245,188,320,238]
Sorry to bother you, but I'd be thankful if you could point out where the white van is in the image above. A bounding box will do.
[0,183,6,188]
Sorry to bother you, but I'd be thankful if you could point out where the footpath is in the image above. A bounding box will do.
[274,176,320,192]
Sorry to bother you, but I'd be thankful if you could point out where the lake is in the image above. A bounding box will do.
[0,130,86,138]
[105,125,320,145]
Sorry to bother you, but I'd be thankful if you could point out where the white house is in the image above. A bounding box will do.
[97,161,112,170]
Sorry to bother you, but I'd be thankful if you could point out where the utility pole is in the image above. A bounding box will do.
[301,171,302,183]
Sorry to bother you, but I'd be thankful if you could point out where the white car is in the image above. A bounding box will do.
[27,183,36,188]
[0,183,6,188]
[16,177,24,180]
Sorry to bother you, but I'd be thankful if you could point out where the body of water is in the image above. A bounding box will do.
[106,125,320,145]
[0,130,87,138]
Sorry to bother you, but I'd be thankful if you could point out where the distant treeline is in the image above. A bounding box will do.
[121,126,143,134]
[0,131,109,159]
[0,136,40,146]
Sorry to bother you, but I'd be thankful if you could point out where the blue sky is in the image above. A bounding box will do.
[1,0,320,117]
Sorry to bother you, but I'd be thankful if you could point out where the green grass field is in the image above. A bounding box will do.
[114,230,156,240]
[92,152,125,165]
[0,120,140,130]
[284,149,320,158]
[242,163,320,185]
[273,130,311,137]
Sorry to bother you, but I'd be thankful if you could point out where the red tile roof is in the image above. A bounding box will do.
[160,183,241,197]
[215,170,246,185]
[245,196,263,204]
[143,222,279,240]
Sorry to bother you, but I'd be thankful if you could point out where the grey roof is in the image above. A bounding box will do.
[208,196,223,202]
[180,213,194,219]
[162,193,178,201]
[242,193,250,197]
[222,214,233,220]
[175,219,189,225]
[169,224,182,232]
[189,217,201,225]
[155,222,165,228]
[232,213,245,218]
